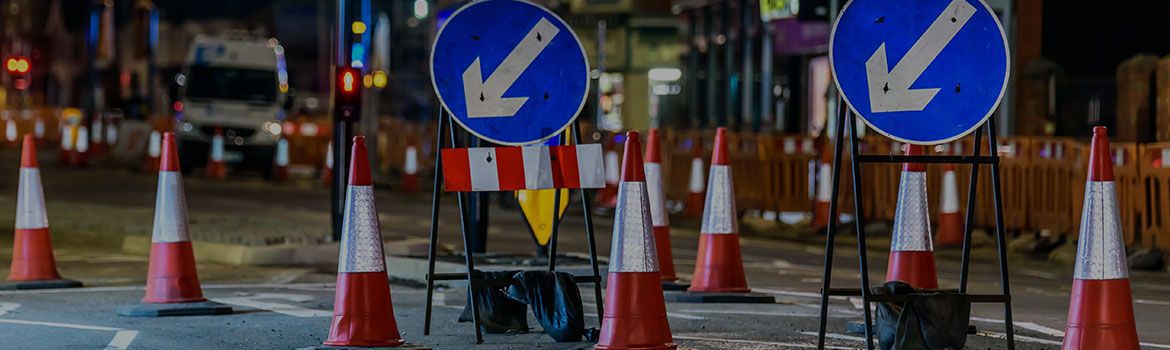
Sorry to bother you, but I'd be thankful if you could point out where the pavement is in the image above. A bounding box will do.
[2,150,1170,349]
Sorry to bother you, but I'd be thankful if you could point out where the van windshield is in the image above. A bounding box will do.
[186,66,277,103]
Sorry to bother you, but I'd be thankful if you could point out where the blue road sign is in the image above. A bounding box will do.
[430,0,589,146]
[830,0,1009,145]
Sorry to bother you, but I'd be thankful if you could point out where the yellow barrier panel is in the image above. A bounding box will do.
[515,189,571,246]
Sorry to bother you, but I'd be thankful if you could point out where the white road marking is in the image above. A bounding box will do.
[583,302,704,320]
[751,287,848,301]
[1018,269,1059,280]
[976,331,1061,345]
[1136,299,1170,307]
[212,293,331,317]
[799,331,867,342]
[848,297,865,310]
[970,317,1065,337]
[0,282,337,295]
[677,309,851,318]
[0,318,139,349]
[0,302,20,317]
[674,334,855,349]
[107,330,139,350]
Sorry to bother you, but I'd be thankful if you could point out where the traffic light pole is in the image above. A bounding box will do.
[331,0,361,242]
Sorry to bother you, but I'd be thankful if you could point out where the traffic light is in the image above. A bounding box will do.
[6,56,30,90]
[334,67,361,121]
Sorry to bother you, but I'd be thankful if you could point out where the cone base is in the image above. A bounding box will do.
[682,192,704,218]
[143,242,207,303]
[1063,279,1139,350]
[597,272,675,350]
[314,342,430,350]
[936,212,964,248]
[886,251,939,289]
[401,174,419,192]
[689,234,750,293]
[661,281,690,291]
[205,161,227,179]
[117,301,232,317]
[812,200,831,231]
[326,272,403,347]
[652,226,677,282]
[663,291,775,304]
[7,227,63,282]
[0,278,82,291]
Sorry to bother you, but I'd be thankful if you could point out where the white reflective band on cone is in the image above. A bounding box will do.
[338,185,387,273]
[1074,181,1128,280]
[5,120,15,142]
[404,146,418,174]
[60,126,73,150]
[148,131,161,157]
[941,170,960,213]
[106,124,118,145]
[802,139,814,154]
[325,143,334,168]
[644,163,669,227]
[816,163,832,202]
[688,158,705,193]
[783,139,796,154]
[521,146,553,189]
[151,171,191,243]
[91,120,103,143]
[701,165,738,234]
[34,119,44,139]
[275,139,289,166]
[1114,149,1124,166]
[609,181,659,273]
[210,135,224,161]
[575,144,606,188]
[16,168,48,230]
[890,171,933,252]
[76,127,89,152]
[604,151,620,185]
[467,147,500,191]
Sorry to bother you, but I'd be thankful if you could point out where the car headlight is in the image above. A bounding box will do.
[263,121,282,137]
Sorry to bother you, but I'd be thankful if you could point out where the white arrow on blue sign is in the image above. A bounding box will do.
[830,0,1009,145]
[430,0,590,146]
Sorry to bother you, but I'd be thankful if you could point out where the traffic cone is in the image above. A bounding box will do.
[597,143,621,209]
[118,132,231,317]
[105,121,118,147]
[682,145,705,218]
[58,125,74,165]
[322,141,334,187]
[670,128,773,303]
[143,130,161,173]
[596,131,676,350]
[812,151,833,231]
[935,163,964,248]
[5,119,17,146]
[322,135,408,347]
[70,126,89,167]
[401,139,419,192]
[272,138,289,182]
[886,145,938,289]
[1,135,83,290]
[644,129,684,290]
[89,118,106,156]
[33,118,44,145]
[205,129,227,179]
[1062,126,1139,350]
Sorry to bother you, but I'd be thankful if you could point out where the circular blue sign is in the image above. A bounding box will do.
[830,0,1009,145]
[430,0,589,146]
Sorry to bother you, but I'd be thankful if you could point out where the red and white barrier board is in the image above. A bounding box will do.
[441,144,605,192]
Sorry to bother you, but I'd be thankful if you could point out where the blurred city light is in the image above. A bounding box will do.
[351,21,367,35]
[648,67,682,81]
[413,0,429,20]
[372,70,388,88]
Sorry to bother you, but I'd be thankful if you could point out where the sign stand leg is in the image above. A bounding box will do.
[985,118,1017,350]
[447,116,485,344]
[816,98,849,349]
[423,112,448,336]
[846,110,877,350]
[572,120,605,322]
[958,125,984,292]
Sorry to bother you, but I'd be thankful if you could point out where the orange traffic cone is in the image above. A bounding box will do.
[671,128,773,303]
[682,145,705,218]
[205,128,227,179]
[58,125,74,165]
[118,132,231,317]
[70,126,89,167]
[812,152,833,231]
[89,118,106,157]
[5,119,17,146]
[401,138,419,192]
[1,135,82,290]
[33,118,44,146]
[886,145,938,289]
[143,130,161,173]
[323,135,407,347]
[1062,126,1139,350]
[272,138,289,182]
[596,143,621,209]
[935,162,964,248]
[596,131,676,350]
[644,129,684,290]
[322,141,334,187]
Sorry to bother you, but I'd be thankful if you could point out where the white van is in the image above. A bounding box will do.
[175,35,291,177]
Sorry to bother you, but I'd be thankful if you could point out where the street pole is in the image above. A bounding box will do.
[86,1,102,128]
[761,20,773,131]
[146,5,159,119]
[595,20,606,127]
[687,10,700,129]
[740,0,754,131]
[331,0,360,242]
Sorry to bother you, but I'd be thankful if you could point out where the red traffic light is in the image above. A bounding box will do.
[338,68,358,94]
[6,56,29,74]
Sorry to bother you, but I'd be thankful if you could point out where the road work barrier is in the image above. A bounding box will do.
[117,132,232,317]
[1,135,82,290]
[1062,127,1140,349]
[596,131,676,350]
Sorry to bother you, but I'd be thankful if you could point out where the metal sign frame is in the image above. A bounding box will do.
[814,97,1017,349]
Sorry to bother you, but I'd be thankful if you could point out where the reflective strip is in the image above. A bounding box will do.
[91,120,104,143]
[890,172,933,252]
[467,148,500,191]
[404,146,418,174]
[75,126,89,152]
[60,126,72,150]
[210,135,224,161]
[609,181,659,273]
[644,163,669,227]
[338,185,386,273]
[275,139,289,166]
[5,120,15,142]
[940,170,960,213]
[802,139,814,154]
[1162,149,1170,168]
[521,146,553,189]
[1113,149,1124,166]
[33,119,44,138]
[151,171,190,243]
[575,144,605,189]
[782,139,796,154]
[1054,142,1063,160]
[700,165,737,234]
[604,150,620,185]
[688,158,705,193]
[954,142,963,155]
[15,168,48,229]
[325,142,333,168]
[1074,181,1128,280]
[106,124,118,145]
[816,163,832,202]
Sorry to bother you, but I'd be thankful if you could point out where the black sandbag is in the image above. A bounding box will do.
[505,270,587,342]
[459,269,529,333]
[874,281,971,350]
